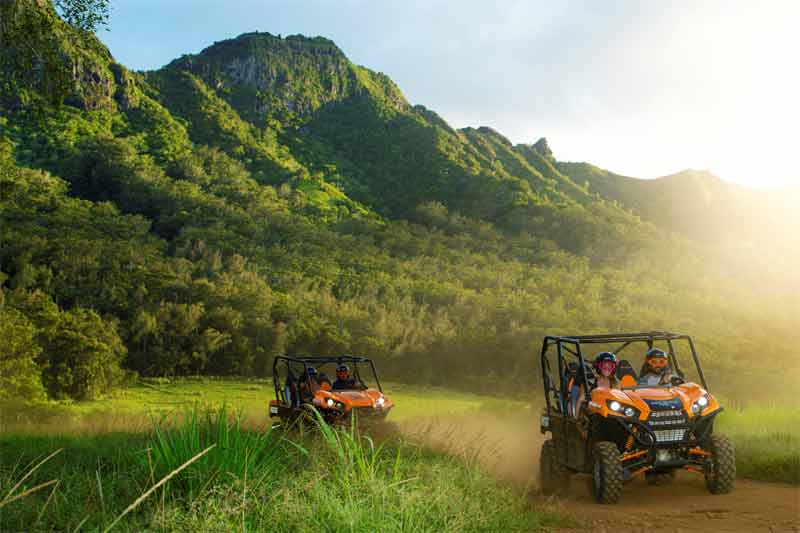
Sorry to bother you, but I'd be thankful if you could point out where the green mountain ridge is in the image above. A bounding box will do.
[558,162,799,246]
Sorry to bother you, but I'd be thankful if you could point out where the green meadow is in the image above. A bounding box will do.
[0,381,559,532]
[1,380,797,532]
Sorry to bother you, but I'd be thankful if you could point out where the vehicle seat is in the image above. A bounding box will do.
[284,383,293,406]
[616,360,638,387]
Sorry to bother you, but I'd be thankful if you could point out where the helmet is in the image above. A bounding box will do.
[592,352,617,374]
[645,348,668,373]
[306,366,318,376]
[336,364,350,373]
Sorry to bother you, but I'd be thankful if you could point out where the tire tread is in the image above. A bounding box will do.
[705,434,736,494]
[593,441,623,504]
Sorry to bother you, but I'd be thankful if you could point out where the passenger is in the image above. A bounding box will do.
[332,364,356,390]
[298,366,320,401]
[572,361,596,417]
[638,348,671,386]
[592,352,620,389]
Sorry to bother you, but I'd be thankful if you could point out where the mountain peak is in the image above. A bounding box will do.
[184,31,347,64]
[156,31,407,126]
[531,137,554,159]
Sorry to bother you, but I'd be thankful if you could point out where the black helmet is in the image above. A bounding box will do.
[592,352,617,372]
[336,364,350,372]
[306,366,318,376]
[594,352,617,364]
[645,348,667,359]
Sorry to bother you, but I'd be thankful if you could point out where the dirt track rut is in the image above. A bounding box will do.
[397,412,800,532]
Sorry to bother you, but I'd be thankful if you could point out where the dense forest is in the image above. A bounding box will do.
[1,0,797,403]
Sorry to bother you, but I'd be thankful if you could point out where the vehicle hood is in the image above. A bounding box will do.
[602,382,710,419]
[321,388,394,411]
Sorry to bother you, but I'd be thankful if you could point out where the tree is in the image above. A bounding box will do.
[42,307,126,400]
[0,308,47,402]
[54,0,112,32]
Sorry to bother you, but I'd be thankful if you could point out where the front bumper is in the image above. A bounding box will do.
[616,408,722,448]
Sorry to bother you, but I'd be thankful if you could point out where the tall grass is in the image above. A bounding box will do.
[0,405,566,532]
[717,404,800,484]
[148,405,291,497]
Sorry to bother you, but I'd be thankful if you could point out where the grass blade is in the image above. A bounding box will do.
[1,448,63,505]
[0,479,58,507]
[104,443,216,532]
[35,479,60,525]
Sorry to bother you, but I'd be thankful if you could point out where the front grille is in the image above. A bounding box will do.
[646,402,688,440]
[654,429,686,442]
[648,418,685,427]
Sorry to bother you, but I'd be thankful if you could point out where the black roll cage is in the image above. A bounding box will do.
[272,355,384,404]
[539,331,708,415]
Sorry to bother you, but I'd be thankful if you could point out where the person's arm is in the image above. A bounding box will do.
[575,385,586,417]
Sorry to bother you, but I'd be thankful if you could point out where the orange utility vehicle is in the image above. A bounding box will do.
[539,332,735,503]
[269,355,394,426]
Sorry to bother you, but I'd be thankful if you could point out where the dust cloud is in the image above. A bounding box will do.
[395,408,546,489]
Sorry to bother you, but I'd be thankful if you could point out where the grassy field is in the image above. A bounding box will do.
[715,404,800,484]
[1,380,797,531]
[0,378,528,435]
[0,380,556,532]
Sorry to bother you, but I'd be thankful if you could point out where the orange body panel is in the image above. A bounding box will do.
[585,382,720,420]
[311,387,394,415]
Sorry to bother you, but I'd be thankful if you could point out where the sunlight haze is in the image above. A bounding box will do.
[102,0,800,188]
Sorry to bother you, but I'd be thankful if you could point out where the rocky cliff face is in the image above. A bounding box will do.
[0,0,139,112]
[156,32,407,126]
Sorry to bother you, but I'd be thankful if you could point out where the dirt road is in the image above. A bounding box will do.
[397,411,800,532]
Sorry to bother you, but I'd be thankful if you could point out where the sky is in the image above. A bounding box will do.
[100,0,800,189]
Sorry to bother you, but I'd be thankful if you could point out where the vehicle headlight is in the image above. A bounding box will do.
[326,399,334,407]
[606,400,638,418]
[376,397,385,407]
[692,395,710,414]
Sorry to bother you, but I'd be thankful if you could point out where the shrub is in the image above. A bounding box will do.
[0,307,46,402]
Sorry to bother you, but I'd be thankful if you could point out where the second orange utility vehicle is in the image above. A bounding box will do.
[538,332,735,503]
[269,355,394,426]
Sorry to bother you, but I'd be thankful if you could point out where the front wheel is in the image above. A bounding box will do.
[539,440,570,495]
[592,441,623,504]
[704,434,736,494]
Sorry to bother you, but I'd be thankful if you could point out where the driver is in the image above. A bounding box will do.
[332,364,356,390]
[638,348,672,386]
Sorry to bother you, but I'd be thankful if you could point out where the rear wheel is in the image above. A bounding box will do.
[646,470,676,486]
[592,441,623,504]
[704,434,736,494]
[539,440,570,495]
